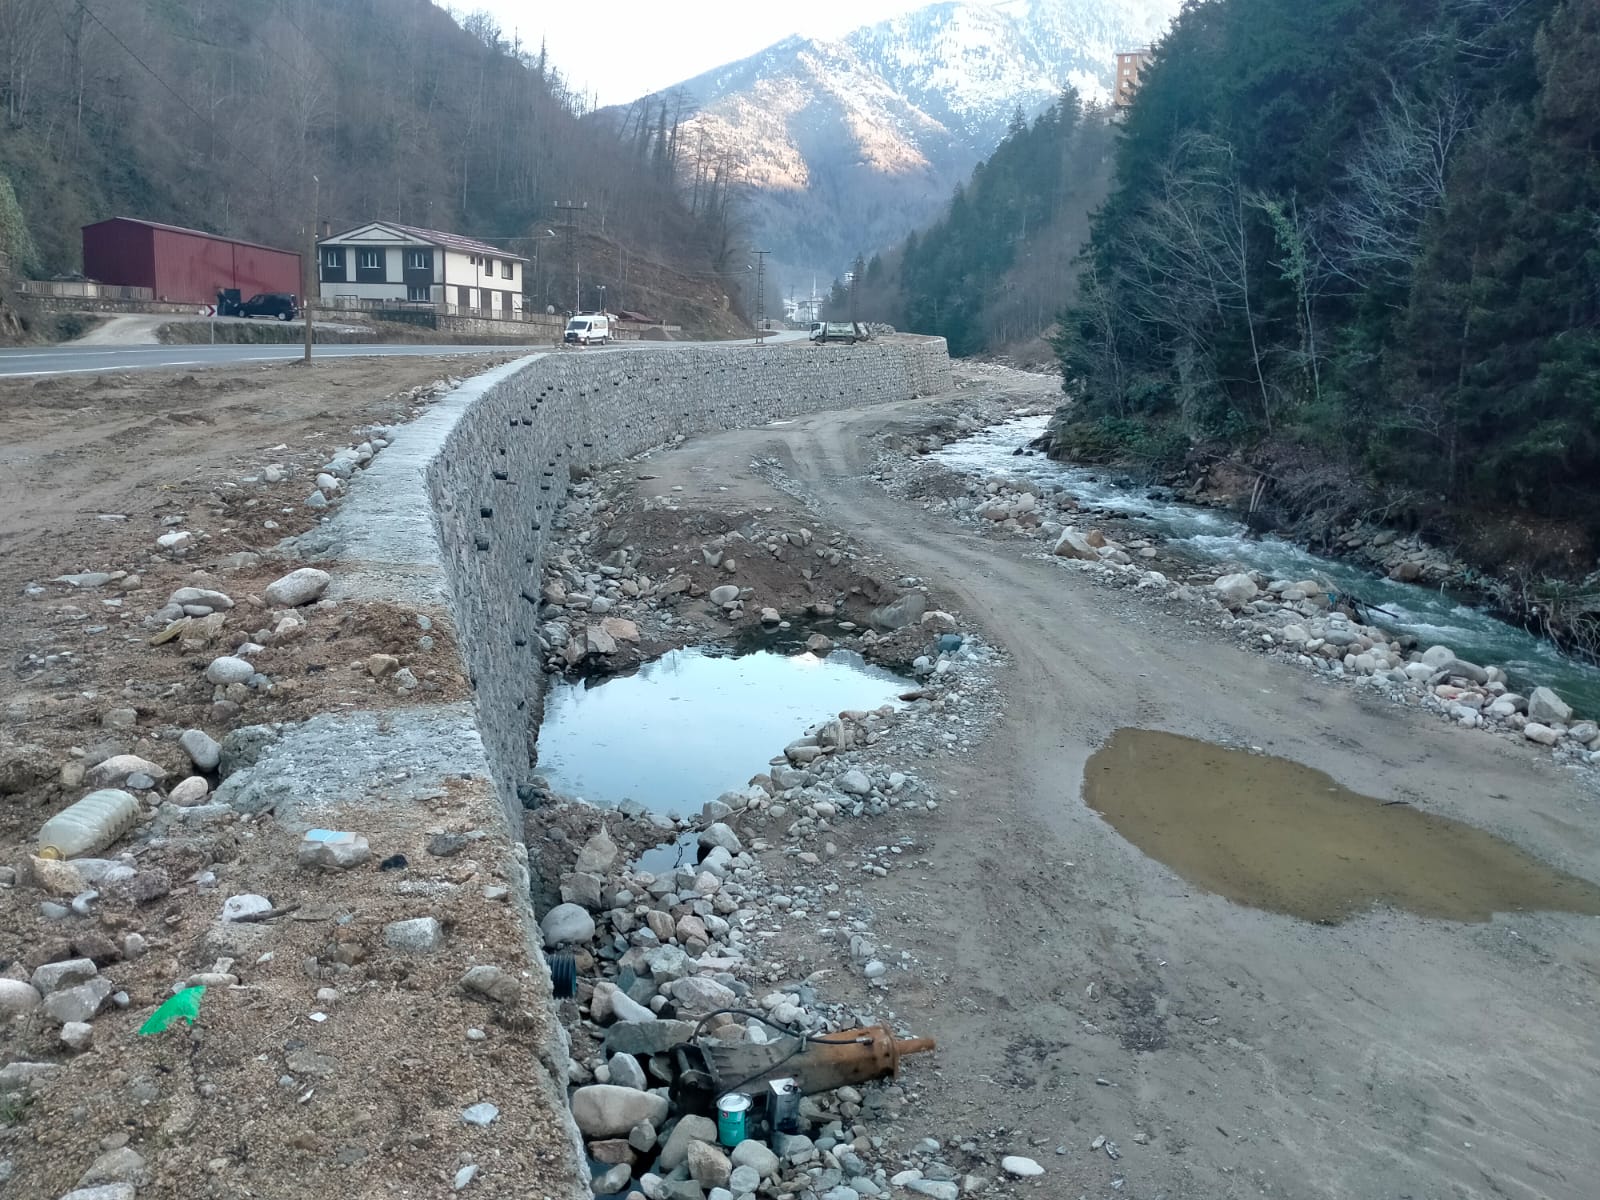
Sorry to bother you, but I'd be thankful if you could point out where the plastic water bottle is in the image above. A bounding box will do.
[37,789,140,859]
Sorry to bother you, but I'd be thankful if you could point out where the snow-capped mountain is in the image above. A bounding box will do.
[612,0,1180,290]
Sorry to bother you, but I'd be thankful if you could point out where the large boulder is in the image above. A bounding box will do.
[263,568,331,608]
[540,902,596,947]
[869,592,926,631]
[569,1084,669,1139]
[1051,530,1097,561]
[730,1139,781,1179]
[687,1139,733,1189]
[1527,687,1572,725]
[658,1114,720,1171]
[1213,574,1259,607]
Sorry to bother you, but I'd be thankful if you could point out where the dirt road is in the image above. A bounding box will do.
[634,390,1600,1200]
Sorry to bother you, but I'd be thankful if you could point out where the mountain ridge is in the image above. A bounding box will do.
[606,0,1180,288]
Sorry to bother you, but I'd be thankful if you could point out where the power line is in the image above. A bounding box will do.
[77,2,211,129]
[76,1,278,193]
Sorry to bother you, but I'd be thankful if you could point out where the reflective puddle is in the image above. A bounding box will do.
[1084,729,1600,924]
[535,646,908,815]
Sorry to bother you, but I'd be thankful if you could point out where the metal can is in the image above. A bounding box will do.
[716,1092,751,1147]
[766,1077,802,1135]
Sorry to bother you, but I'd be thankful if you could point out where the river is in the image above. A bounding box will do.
[936,416,1600,716]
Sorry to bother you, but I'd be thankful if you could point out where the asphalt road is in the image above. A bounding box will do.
[0,341,536,378]
[0,330,809,378]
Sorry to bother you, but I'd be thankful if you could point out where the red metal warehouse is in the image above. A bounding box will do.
[81,218,302,305]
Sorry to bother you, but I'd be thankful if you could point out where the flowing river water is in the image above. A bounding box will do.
[937,416,1600,716]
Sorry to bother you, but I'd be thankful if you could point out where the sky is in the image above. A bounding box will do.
[476,0,977,107]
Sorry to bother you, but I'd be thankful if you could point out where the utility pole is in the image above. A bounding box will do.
[303,173,318,365]
[752,249,769,343]
[553,200,587,314]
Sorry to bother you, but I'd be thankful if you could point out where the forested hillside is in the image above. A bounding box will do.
[0,0,745,322]
[834,90,1117,355]
[1052,0,1600,579]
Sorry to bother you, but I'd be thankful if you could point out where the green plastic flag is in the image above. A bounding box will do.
[138,985,205,1035]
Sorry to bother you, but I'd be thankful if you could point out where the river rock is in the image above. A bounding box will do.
[870,591,926,631]
[204,656,256,686]
[263,568,331,607]
[730,1140,780,1178]
[541,902,596,946]
[606,1052,648,1091]
[659,1114,720,1171]
[1213,574,1259,607]
[838,769,872,796]
[1523,722,1560,746]
[688,1140,732,1189]
[709,585,740,605]
[1527,687,1572,724]
[698,822,742,854]
[178,729,222,771]
[1568,721,1599,745]
[168,587,232,612]
[43,977,113,1024]
[31,958,99,995]
[610,990,657,1024]
[576,827,619,874]
[670,976,737,1012]
[604,1019,696,1056]
[77,1146,147,1188]
[569,1085,670,1139]
[0,978,43,1016]
[168,776,210,806]
[1052,530,1097,560]
[1002,1156,1045,1177]
[87,756,164,788]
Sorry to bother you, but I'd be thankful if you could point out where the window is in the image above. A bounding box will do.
[358,249,381,270]
[407,285,431,302]
[407,250,430,270]
[457,286,471,308]
[502,259,514,280]
[319,246,346,283]
[481,289,494,311]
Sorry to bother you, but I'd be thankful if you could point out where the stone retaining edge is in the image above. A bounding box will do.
[294,337,952,1194]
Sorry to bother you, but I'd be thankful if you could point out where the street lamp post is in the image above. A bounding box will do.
[303,173,318,365]
[598,284,606,314]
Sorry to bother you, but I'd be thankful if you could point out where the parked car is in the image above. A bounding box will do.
[564,312,611,345]
[218,289,298,320]
[809,321,865,345]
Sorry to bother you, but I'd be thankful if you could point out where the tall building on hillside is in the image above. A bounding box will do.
[1114,46,1155,108]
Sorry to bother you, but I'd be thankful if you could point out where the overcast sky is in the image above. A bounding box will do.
[475,0,965,107]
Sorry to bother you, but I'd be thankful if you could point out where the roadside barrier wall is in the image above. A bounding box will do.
[425,338,952,827]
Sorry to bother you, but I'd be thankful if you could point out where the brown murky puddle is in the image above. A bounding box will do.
[1084,729,1600,924]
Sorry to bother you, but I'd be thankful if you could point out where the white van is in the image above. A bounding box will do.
[563,313,611,345]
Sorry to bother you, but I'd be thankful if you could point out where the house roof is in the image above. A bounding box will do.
[320,221,527,261]
[85,217,299,257]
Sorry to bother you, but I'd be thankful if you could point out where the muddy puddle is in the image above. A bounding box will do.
[535,646,908,814]
[1084,729,1600,924]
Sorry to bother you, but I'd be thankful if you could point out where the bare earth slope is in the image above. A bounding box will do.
[629,386,1600,1200]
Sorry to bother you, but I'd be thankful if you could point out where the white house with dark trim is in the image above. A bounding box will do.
[316,221,526,316]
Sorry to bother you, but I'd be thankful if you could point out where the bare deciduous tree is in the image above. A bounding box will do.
[1324,80,1473,289]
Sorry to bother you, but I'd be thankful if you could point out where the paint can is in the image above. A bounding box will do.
[716,1093,751,1147]
[766,1076,802,1135]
